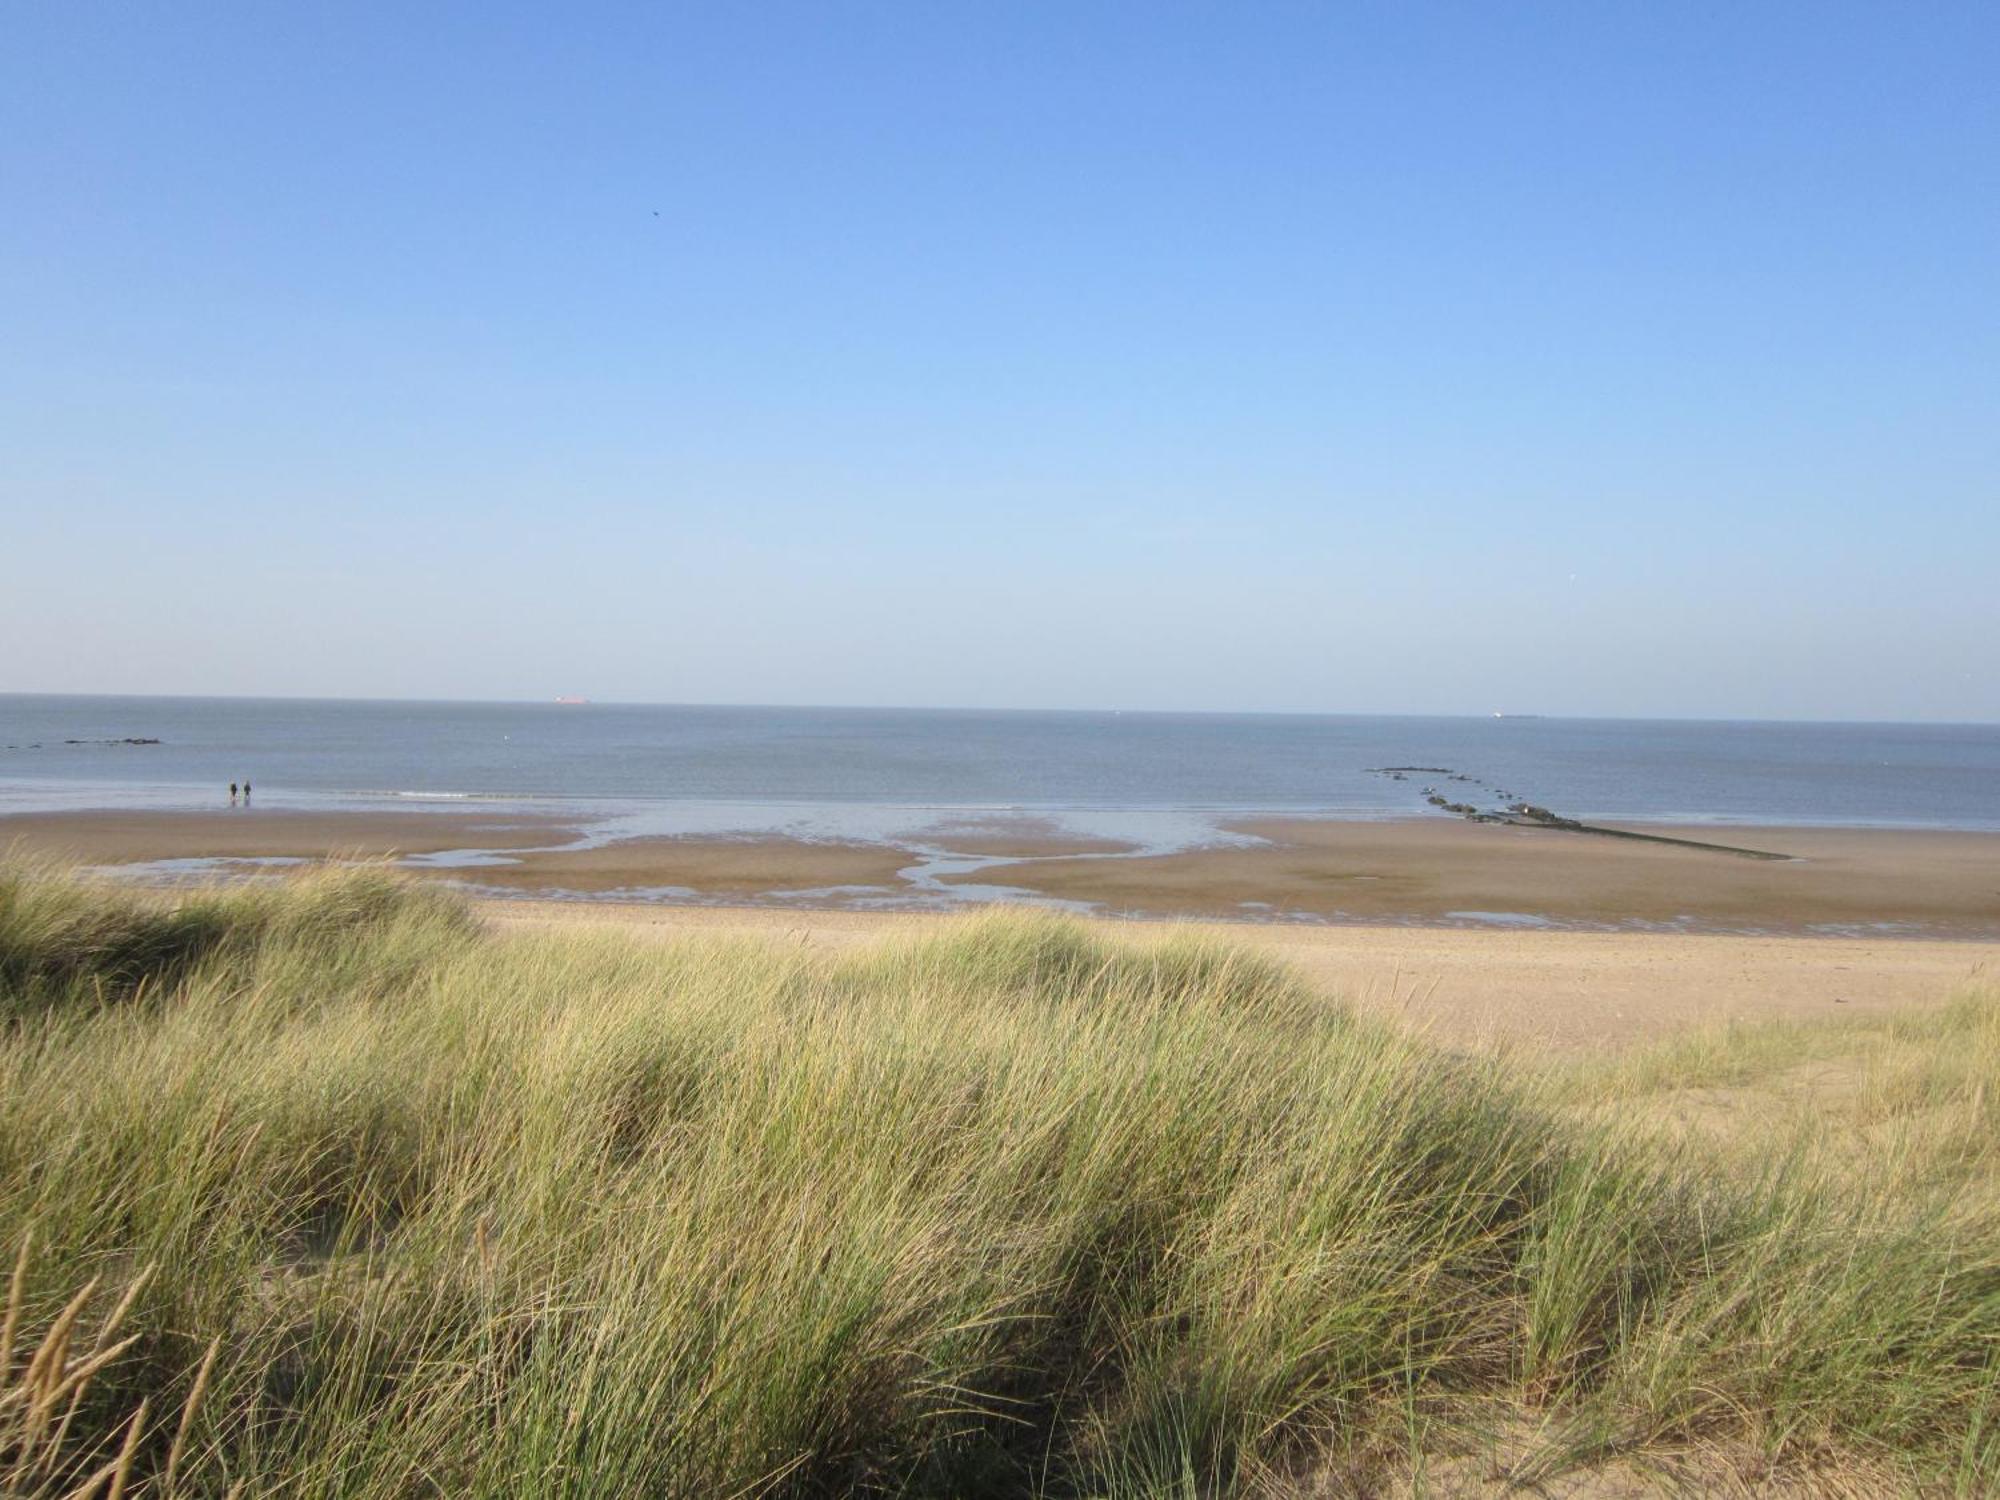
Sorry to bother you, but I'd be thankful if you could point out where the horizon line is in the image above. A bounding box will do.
[3,689,1995,730]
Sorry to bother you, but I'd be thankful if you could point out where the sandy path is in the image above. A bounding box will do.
[477,899,2000,1050]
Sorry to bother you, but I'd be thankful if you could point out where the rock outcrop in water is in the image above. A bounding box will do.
[1370,764,1788,860]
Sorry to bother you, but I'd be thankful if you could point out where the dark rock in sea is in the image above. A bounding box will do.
[1425,791,1481,816]
[1508,803,1561,823]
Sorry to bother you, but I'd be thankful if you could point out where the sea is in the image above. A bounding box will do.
[4,697,1999,849]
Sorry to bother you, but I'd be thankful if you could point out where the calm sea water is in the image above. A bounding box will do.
[4,696,1998,837]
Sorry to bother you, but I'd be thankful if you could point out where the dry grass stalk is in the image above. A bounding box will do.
[2,1239,156,1498]
[0,1230,29,1381]
[106,1398,146,1500]
[162,1336,220,1493]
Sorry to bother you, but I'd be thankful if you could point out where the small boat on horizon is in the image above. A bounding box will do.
[553,695,590,705]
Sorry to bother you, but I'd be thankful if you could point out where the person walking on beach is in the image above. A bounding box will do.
[242,780,252,803]
[229,781,238,804]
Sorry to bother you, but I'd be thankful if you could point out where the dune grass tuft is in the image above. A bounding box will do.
[0,864,1993,1496]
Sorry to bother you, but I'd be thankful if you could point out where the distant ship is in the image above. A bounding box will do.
[553,695,590,705]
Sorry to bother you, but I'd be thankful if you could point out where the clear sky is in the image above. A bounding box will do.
[3,3,1995,719]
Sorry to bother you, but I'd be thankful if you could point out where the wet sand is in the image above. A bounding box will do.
[946,818,2000,936]
[0,808,579,863]
[457,836,916,896]
[0,810,916,896]
[901,815,1141,858]
[479,899,2000,1050]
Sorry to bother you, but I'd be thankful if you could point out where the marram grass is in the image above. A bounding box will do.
[0,863,1994,1496]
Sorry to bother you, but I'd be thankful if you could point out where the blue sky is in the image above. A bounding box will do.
[3,2,1995,718]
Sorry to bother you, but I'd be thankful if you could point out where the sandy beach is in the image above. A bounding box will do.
[6,806,1995,935]
[5,804,1996,1049]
